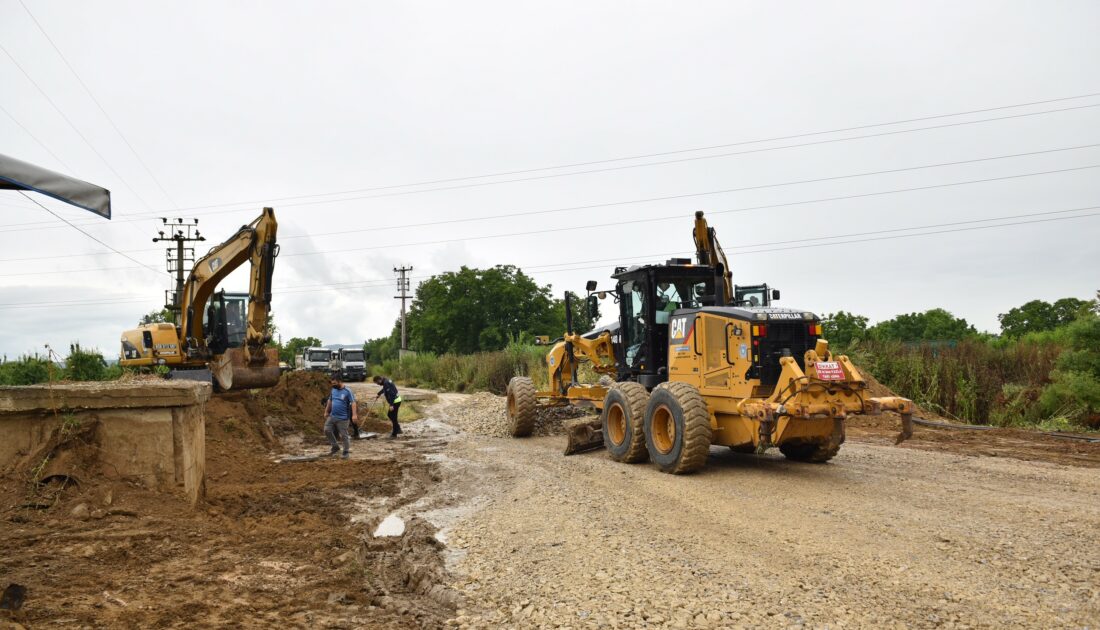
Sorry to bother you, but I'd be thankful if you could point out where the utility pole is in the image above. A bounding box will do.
[154,218,204,325]
[394,265,413,352]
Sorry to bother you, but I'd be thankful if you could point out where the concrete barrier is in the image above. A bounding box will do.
[0,380,211,505]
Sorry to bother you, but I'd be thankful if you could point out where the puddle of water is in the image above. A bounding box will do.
[373,514,406,537]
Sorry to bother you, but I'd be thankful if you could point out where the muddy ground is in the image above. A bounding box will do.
[2,373,1099,628]
[0,373,459,628]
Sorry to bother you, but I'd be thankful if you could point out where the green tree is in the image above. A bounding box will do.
[407,265,559,354]
[998,298,1088,337]
[820,311,869,348]
[141,308,174,325]
[551,291,601,334]
[869,308,976,343]
[281,336,322,365]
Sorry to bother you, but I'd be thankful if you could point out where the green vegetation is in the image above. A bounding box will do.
[0,344,121,386]
[365,265,600,363]
[373,344,547,395]
[0,354,52,385]
[830,296,1099,430]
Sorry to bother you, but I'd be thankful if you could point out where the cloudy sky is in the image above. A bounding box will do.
[1,1,1098,359]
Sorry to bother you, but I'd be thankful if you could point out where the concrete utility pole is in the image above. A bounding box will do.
[153,218,204,325]
[394,265,413,351]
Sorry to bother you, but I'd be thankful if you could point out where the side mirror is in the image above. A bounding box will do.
[771,289,781,301]
[587,294,599,321]
[585,280,598,292]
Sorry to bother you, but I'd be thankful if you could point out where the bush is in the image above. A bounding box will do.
[1038,315,1100,427]
[65,343,111,381]
[848,337,1063,425]
[0,355,53,385]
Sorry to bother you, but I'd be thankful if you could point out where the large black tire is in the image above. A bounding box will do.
[506,376,537,437]
[601,382,649,463]
[643,382,712,474]
[778,439,842,463]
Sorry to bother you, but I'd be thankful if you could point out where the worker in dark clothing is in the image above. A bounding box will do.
[373,375,403,438]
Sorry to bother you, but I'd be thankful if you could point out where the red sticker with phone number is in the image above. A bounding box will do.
[815,361,845,381]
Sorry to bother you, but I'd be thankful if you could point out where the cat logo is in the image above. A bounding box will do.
[670,316,687,341]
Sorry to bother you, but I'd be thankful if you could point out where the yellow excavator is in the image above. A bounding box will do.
[506,211,914,473]
[119,207,281,391]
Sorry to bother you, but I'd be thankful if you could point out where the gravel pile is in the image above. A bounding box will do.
[443,392,593,438]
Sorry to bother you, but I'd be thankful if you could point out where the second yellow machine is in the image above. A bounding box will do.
[119,207,281,391]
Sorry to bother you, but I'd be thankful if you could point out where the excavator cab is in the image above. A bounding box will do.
[203,291,249,355]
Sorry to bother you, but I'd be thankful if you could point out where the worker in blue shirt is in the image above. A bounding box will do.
[324,374,358,458]
[373,375,403,438]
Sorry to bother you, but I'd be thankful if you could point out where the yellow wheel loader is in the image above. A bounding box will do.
[505,211,913,474]
[119,207,282,391]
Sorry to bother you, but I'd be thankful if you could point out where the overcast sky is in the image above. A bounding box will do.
[2,1,1098,359]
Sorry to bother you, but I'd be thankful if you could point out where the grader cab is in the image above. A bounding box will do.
[505,212,914,474]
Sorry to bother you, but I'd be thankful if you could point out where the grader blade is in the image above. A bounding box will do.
[564,417,604,455]
[211,347,281,391]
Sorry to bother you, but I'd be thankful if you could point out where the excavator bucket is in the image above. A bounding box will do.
[210,347,281,391]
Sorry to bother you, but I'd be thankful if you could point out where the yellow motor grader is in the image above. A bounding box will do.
[119,207,281,391]
[505,211,913,474]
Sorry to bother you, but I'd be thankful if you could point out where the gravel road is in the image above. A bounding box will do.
[433,394,1100,629]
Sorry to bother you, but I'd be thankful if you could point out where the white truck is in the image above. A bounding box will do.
[303,347,334,373]
[335,348,367,381]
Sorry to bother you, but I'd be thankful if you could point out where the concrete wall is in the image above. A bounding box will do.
[0,380,210,505]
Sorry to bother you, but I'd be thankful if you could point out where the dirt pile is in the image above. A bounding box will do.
[0,373,456,628]
[443,392,592,437]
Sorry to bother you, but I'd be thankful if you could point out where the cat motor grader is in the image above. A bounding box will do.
[119,207,281,391]
[505,211,914,474]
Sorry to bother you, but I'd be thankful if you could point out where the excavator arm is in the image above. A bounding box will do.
[693,210,732,304]
[180,207,280,390]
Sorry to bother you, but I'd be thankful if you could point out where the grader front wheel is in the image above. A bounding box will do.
[601,382,649,463]
[643,382,712,474]
[506,376,537,437]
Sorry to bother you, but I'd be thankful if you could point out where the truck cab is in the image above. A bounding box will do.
[303,347,332,373]
[336,348,366,381]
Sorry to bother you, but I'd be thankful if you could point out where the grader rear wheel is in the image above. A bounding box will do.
[506,376,537,437]
[601,382,649,463]
[643,382,712,474]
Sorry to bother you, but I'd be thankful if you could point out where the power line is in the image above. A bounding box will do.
[0,42,155,212]
[3,204,1097,309]
[274,150,1100,258]
[16,0,179,208]
[4,93,1099,231]
[2,160,1097,267]
[0,101,74,171]
[15,193,163,277]
[4,140,1096,241]
[101,91,1100,216]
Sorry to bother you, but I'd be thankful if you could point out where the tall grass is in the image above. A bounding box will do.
[848,339,1063,426]
[374,344,548,394]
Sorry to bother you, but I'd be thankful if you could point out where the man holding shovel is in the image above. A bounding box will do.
[373,375,403,438]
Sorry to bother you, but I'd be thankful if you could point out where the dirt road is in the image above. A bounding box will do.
[435,395,1100,629]
[2,378,1097,628]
